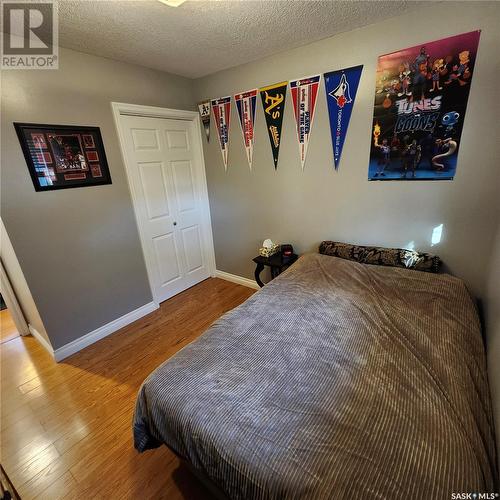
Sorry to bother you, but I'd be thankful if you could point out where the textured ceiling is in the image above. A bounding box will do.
[58,0,426,79]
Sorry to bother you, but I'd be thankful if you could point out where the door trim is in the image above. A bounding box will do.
[0,259,30,336]
[111,102,216,305]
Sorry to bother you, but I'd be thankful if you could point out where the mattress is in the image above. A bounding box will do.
[134,253,498,499]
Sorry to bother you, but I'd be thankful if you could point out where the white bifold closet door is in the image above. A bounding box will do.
[120,115,211,303]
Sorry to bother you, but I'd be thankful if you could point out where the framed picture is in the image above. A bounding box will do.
[14,123,112,191]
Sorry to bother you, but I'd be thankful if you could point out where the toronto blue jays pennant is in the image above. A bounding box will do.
[198,100,211,142]
[324,65,363,170]
[259,81,287,170]
[290,75,321,170]
[211,96,231,171]
[234,89,257,170]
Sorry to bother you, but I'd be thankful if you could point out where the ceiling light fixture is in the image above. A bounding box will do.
[158,0,187,6]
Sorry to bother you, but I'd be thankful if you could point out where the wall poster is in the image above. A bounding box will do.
[368,31,481,181]
[211,96,231,171]
[234,89,257,170]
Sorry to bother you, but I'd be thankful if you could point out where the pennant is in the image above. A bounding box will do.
[324,65,363,170]
[259,81,287,170]
[290,75,320,170]
[198,100,211,142]
[234,89,257,170]
[211,96,231,170]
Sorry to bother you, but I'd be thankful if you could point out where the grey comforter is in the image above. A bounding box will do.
[134,253,498,499]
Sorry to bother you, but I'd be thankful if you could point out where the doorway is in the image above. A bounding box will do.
[112,103,215,304]
[0,295,19,344]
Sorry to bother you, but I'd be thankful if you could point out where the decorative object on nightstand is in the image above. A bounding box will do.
[259,239,280,257]
[253,244,298,287]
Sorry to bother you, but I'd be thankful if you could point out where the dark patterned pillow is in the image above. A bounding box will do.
[319,241,441,273]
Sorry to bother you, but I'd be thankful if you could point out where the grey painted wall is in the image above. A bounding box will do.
[1,47,195,350]
[193,1,500,454]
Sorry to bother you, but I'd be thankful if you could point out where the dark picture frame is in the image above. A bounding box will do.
[14,123,112,191]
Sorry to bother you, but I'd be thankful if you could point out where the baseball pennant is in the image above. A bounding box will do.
[290,75,321,169]
[259,81,287,170]
[324,65,363,170]
[234,89,257,170]
[198,100,211,142]
[211,96,231,170]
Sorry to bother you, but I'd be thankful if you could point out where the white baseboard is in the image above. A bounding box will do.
[53,301,159,362]
[29,324,55,357]
[215,270,260,290]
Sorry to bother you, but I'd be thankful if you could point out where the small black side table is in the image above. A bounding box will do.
[252,253,298,287]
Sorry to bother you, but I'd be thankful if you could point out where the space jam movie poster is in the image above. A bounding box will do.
[368,31,480,181]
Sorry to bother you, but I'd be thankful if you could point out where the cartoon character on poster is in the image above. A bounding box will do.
[368,31,480,180]
[211,96,231,171]
[234,89,257,170]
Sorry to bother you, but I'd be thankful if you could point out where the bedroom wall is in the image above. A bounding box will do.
[193,1,500,302]
[1,47,195,350]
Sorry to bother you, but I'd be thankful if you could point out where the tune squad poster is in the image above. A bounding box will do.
[368,31,481,181]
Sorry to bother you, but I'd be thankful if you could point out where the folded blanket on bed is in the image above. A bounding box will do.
[134,253,498,499]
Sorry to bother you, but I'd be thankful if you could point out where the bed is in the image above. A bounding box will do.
[134,252,498,499]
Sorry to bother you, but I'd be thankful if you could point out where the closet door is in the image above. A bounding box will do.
[120,115,210,303]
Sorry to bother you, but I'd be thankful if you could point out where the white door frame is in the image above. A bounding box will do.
[111,102,216,305]
[0,259,30,336]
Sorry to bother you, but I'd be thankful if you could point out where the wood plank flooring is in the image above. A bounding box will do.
[0,278,254,499]
[0,309,20,344]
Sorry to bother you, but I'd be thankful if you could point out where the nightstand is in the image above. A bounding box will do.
[252,253,298,288]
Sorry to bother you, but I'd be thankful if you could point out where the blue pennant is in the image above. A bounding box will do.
[324,65,363,170]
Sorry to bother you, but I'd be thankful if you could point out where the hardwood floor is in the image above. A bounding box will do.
[0,278,254,499]
[0,309,20,344]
